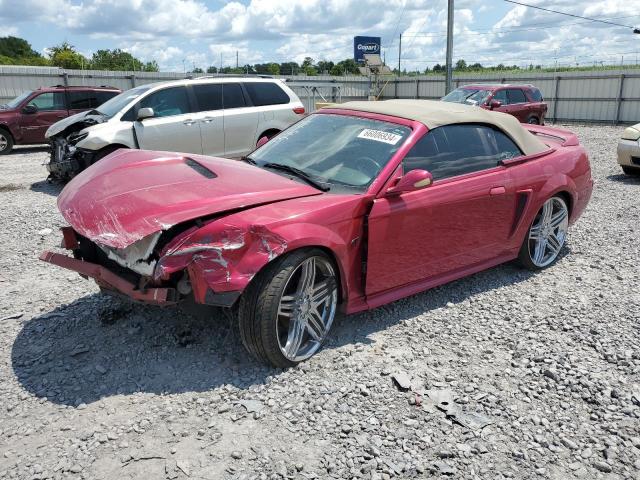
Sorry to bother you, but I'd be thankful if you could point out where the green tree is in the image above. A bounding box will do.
[455,59,467,70]
[0,36,41,59]
[330,59,359,75]
[266,62,280,75]
[279,62,299,75]
[143,60,159,72]
[48,42,88,69]
[91,48,152,71]
[206,66,218,74]
[316,60,334,74]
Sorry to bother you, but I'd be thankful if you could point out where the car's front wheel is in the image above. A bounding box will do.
[518,196,569,270]
[238,249,339,367]
[527,115,540,125]
[0,129,14,155]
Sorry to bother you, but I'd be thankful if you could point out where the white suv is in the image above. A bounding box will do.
[45,77,305,180]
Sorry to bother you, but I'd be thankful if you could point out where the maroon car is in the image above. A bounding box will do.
[41,100,592,367]
[442,84,547,124]
[0,85,121,154]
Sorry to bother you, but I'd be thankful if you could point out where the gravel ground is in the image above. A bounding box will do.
[0,126,638,480]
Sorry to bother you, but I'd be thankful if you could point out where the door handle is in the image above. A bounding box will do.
[183,119,196,125]
[490,186,506,195]
[201,117,215,124]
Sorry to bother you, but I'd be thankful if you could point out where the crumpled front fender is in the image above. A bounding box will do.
[154,222,288,303]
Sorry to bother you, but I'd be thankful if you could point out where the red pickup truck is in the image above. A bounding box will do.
[0,85,120,154]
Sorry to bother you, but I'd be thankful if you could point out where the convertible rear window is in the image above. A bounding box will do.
[403,124,522,180]
[249,113,411,190]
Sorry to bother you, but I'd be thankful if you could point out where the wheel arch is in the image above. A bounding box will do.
[0,123,14,138]
[513,176,576,249]
[157,222,352,308]
[254,244,348,305]
[256,128,281,143]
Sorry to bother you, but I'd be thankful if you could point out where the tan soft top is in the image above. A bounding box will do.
[329,99,548,156]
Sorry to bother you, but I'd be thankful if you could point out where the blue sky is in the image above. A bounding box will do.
[1,0,639,72]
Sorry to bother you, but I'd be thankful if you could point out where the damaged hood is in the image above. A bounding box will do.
[45,110,105,138]
[58,149,323,249]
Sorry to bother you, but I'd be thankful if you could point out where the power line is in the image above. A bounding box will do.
[387,1,407,50]
[402,14,640,38]
[503,0,637,29]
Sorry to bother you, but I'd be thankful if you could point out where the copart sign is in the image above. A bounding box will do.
[354,36,381,63]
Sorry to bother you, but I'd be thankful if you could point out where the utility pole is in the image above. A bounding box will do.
[220,53,223,72]
[397,33,402,76]
[236,50,239,69]
[445,0,454,94]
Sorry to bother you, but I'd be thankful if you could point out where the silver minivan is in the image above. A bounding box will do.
[45,77,305,180]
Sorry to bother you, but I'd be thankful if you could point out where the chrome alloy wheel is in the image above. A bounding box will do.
[276,256,338,362]
[528,197,569,268]
[0,133,7,152]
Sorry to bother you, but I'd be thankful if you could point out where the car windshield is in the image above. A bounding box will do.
[248,114,411,191]
[442,88,491,105]
[96,85,152,118]
[2,91,33,109]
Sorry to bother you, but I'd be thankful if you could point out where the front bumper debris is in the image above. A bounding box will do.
[40,250,177,305]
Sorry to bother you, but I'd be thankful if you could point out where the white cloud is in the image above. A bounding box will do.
[1,0,639,71]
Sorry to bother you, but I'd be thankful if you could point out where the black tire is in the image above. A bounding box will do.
[257,129,280,146]
[517,196,569,271]
[622,165,640,176]
[527,116,540,125]
[237,248,338,368]
[0,129,14,155]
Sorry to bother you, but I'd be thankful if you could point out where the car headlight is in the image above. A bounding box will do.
[621,127,640,141]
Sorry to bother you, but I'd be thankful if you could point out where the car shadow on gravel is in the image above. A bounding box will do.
[11,294,276,406]
[4,146,49,155]
[606,173,640,184]
[12,252,562,406]
[325,260,541,351]
[30,180,63,196]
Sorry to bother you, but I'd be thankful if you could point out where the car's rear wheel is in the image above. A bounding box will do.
[238,249,338,367]
[518,196,569,270]
[622,165,640,175]
[0,129,14,155]
[527,115,540,125]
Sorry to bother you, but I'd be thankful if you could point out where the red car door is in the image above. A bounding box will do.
[19,91,68,144]
[490,89,509,114]
[506,88,529,122]
[365,124,521,296]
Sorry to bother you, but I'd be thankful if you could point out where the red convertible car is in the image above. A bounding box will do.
[41,100,593,367]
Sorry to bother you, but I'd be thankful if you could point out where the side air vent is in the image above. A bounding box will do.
[511,190,532,236]
[185,157,217,179]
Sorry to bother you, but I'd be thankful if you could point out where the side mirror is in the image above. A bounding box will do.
[137,107,154,121]
[256,136,269,148]
[386,169,433,196]
[22,104,38,114]
[489,99,502,110]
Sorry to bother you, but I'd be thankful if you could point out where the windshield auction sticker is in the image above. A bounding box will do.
[357,129,403,145]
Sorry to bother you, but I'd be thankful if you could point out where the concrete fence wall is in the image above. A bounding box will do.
[1,65,639,124]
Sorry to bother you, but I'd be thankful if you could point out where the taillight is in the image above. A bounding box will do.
[293,107,305,115]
